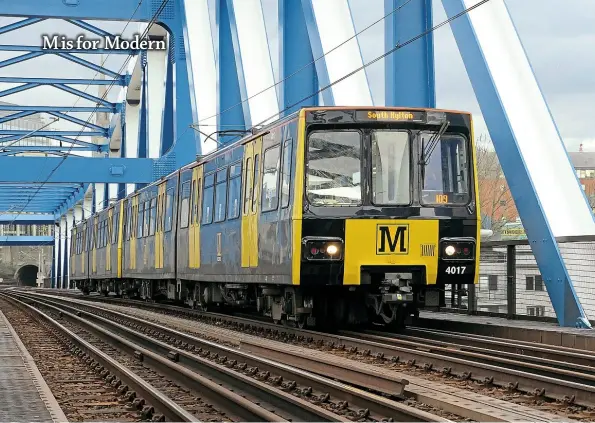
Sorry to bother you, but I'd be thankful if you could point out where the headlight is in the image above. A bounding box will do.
[302,237,343,261]
[440,237,475,261]
[326,244,339,255]
[444,245,456,256]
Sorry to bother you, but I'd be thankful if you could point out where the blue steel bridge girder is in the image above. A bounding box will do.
[0,105,117,113]
[0,83,40,98]
[64,19,115,38]
[55,52,122,79]
[0,236,55,247]
[278,0,318,115]
[0,214,54,224]
[0,111,36,125]
[385,0,435,107]
[0,17,44,35]
[442,0,593,328]
[215,0,248,145]
[0,130,105,137]
[47,112,106,133]
[0,51,44,69]
[0,0,197,188]
[0,76,128,86]
[51,84,116,108]
[0,45,136,55]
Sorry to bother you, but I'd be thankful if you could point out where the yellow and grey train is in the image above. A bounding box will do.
[70,106,480,328]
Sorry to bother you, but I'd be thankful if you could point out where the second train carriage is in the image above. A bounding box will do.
[72,106,481,328]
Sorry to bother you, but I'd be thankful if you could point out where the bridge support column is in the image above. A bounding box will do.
[65,209,74,289]
[442,0,594,327]
[384,0,434,107]
[59,215,67,289]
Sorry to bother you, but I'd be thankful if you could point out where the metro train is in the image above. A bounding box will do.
[70,106,480,329]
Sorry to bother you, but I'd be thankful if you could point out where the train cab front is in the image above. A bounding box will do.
[298,107,480,327]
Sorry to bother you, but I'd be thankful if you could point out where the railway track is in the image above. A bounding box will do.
[7,291,452,422]
[0,294,196,422]
[16,290,589,422]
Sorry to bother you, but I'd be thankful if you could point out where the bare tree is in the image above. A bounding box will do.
[475,135,517,234]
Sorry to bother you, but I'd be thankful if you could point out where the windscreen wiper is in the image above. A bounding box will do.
[419,120,450,167]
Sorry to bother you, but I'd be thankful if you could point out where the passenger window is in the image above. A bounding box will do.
[165,188,174,232]
[281,139,292,208]
[214,168,228,222]
[143,201,150,237]
[243,158,253,215]
[180,181,191,228]
[252,154,260,212]
[261,146,280,212]
[228,161,242,219]
[156,194,161,232]
[149,198,157,236]
[202,173,214,225]
[160,193,165,231]
[112,212,118,244]
[137,202,144,238]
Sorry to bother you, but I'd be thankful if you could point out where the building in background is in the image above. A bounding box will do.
[0,101,55,282]
[479,145,595,241]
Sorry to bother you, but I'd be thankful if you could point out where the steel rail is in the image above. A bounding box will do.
[0,293,198,422]
[15,291,445,422]
[14,292,344,422]
[405,327,595,366]
[37,290,595,408]
[366,328,595,374]
[21,291,575,422]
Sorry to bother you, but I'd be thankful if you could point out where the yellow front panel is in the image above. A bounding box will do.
[117,202,124,278]
[291,111,306,285]
[343,219,439,285]
[249,136,262,267]
[106,209,112,271]
[241,143,254,268]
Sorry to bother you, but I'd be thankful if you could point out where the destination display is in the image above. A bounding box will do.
[356,110,426,123]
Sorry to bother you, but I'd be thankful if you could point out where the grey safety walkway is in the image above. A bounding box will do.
[0,310,67,422]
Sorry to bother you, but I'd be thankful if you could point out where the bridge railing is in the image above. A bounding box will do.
[442,236,595,325]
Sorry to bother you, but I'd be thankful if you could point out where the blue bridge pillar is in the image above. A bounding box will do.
[442,0,594,328]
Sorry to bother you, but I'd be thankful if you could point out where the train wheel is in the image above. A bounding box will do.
[296,315,307,329]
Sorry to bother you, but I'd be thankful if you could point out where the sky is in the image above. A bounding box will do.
[0,0,594,151]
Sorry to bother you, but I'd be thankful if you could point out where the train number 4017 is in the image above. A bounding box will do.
[445,266,466,274]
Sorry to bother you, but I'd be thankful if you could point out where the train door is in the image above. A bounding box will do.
[82,222,86,274]
[241,137,262,268]
[70,227,76,277]
[131,196,138,270]
[156,182,166,269]
[117,201,124,278]
[106,208,113,272]
[189,166,203,268]
[92,217,97,274]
